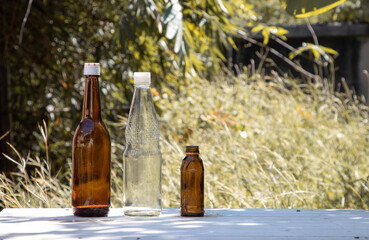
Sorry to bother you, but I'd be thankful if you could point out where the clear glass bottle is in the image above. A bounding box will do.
[123,72,162,216]
[72,63,111,217]
[181,146,204,217]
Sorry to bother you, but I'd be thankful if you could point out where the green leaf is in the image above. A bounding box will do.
[162,5,174,24]
[216,0,229,14]
[281,0,346,18]
[276,27,289,37]
[174,20,183,53]
[227,36,237,50]
[164,2,183,40]
[289,46,309,59]
[262,28,270,45]
[166,12,183,40]
[311,48,320,60]
[213,47,227,61]
[183,22,194,45]
[251,24,264,33]
[289,42,338,61]
[163,2,182,24]
[320,46,339,56]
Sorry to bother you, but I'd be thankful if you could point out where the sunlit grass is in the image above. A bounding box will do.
[158,73,369,209]
[1,72,369,210]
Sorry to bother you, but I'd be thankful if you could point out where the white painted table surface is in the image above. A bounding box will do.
[1,208,369,240]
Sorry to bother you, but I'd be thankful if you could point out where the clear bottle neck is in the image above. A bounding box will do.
[134,84,150,89]
[125,83,159,146]
[82,75,102,121]
[132,85,153,104]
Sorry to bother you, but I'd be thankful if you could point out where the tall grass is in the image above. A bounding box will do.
[1,72,369,209]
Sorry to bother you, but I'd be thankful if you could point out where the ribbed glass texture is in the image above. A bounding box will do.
[123,85,162,216]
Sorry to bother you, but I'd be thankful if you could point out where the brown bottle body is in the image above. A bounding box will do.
[181,146,204,217]
[72,75,111,217]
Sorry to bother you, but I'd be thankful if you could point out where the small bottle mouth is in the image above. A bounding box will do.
[185,146,199,154]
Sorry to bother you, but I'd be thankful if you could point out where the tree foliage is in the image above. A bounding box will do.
[0,0,254,172]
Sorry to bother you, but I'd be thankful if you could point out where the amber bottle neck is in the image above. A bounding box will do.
[82,75,102,121]
[186,152,199,156]
[185,146,200,155]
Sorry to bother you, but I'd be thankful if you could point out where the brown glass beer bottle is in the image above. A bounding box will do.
[181,146,204,217]
[72,63,111,217]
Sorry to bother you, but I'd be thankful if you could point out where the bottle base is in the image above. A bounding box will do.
[124,207,161,217]
[73,206,109,217]
[181,212,204,217]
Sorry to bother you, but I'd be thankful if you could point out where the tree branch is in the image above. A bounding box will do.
[236,30,319,80]
[19,0,33,45]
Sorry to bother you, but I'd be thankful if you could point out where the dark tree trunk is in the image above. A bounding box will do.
[0,60,14,173]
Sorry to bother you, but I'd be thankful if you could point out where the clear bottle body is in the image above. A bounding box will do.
[123,85,162,216]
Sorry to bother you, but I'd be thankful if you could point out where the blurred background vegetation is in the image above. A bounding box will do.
[250,0,369,24]
[1,0,369,209]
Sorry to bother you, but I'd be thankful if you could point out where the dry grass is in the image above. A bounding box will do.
[1,72,369,209]
[158,73,369,209]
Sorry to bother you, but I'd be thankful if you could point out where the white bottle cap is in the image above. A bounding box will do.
[84,63,100,75]
[134,72,151,86]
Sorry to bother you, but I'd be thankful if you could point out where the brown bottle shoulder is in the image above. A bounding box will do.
[181,157,204,171]
[73,119,110,144]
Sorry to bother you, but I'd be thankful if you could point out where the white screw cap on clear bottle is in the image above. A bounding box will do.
[84,63,100,75]
[134,72,151,86]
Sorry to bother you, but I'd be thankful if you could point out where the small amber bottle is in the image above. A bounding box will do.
[181,146,204,217]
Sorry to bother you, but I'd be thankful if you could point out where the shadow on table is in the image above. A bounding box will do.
[1,209,264,239]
